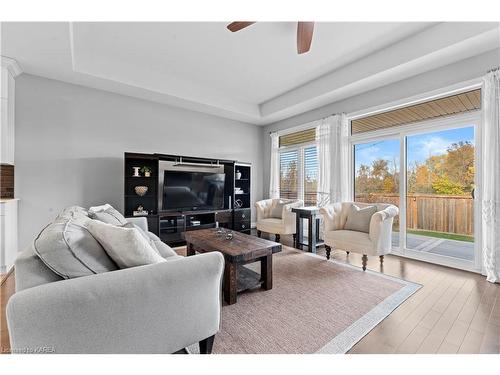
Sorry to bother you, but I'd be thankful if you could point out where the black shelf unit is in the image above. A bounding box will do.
[233,162,251,233]
[124,153,159,233]
[124,153,252,245]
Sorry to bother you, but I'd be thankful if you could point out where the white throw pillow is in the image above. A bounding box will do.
[344,204,377,233]
[88,203,128,226]
[121,222,178,259]
[86,220,165,269]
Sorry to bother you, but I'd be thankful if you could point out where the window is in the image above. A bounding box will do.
[278,129,318,206]
[280,149,299,200]
[304,146,318,206]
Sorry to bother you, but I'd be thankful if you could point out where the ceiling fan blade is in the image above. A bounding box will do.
[227,22,256,32]
[297,22,314,54]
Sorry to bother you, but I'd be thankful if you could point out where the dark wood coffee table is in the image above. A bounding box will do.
[184,229,282,305]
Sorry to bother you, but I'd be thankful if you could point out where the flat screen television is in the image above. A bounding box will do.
[162,170,225,210]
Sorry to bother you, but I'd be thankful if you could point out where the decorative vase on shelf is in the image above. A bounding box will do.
[132,167,141,177]
[134,186,148,197]
[141,166,152,177]
[235,170,242,180]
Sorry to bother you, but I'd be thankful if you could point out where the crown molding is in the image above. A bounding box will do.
[1,56,23,77]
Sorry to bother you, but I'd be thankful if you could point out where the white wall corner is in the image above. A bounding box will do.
[0,56,23,77]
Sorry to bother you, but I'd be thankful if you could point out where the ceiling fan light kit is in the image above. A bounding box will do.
[227,21,315,54]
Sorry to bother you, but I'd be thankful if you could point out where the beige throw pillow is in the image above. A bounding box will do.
[86,220,165,269]
[270,200,287,219]
[344,204,377,233]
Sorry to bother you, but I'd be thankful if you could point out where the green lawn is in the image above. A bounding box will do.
[406,229,474,243]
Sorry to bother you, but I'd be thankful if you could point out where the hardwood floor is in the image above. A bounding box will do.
[1,233,498,354]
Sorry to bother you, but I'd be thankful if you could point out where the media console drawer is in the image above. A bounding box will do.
[234,208,250,222]
[233,208,251,232]
[233,221,250,232]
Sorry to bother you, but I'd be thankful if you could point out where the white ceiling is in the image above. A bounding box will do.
[2,22,499,125]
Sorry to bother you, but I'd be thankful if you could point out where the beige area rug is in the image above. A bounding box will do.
[189,248,420,354]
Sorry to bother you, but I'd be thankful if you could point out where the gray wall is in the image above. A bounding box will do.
[15,74,264,249]
[262,48,500,198]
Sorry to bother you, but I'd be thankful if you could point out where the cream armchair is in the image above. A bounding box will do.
[255,198,304,243]
[320,202,399,270]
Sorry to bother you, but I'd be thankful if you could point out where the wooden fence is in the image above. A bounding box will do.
[355,193,474,236]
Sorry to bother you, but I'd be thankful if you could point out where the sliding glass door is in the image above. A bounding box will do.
[351,116,480,271]
[405,127,475,262]
[354,139,400,248]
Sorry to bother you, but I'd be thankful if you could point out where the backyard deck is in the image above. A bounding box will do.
[392,233,474,261]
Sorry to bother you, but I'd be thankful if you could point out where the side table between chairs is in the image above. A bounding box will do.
[291,206,324,253]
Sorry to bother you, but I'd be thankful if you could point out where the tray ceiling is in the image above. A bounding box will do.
[2,22,499,125]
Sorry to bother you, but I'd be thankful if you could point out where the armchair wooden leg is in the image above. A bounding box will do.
[292,233,297,246]
[362,255,368,271]
[275,234,280,243]
[257,230,262,238]
[346,251,350,255]
[379,255,384,264]
[199,334,215,354]
[325,245,331,260]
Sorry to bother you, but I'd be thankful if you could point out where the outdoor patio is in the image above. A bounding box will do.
[391,232,474,261]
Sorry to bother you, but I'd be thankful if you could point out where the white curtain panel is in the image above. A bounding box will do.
[330,114,350,203]
[269,132,280,199]
[482,69,500,283]
[316,117,332,206]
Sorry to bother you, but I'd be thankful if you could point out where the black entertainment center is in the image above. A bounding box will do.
[124,152,251,246]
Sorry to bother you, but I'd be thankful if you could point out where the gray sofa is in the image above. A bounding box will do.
[6,215,224,354]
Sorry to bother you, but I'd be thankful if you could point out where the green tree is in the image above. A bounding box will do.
[356,164,370,194]
[443,141,474,193]
[371,159,389,180]
[406,142,474,195]
[432,177,464,195]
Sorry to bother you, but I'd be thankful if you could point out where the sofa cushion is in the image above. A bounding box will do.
[56,206,89,221]
[122,222,178,259]
[87,220,165,269]
[88,203,128,226]
[270,200,287,219]
[33,217,118,279]
[344,204,377,233]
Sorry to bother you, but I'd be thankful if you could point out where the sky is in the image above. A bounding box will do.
[354,126,475,173]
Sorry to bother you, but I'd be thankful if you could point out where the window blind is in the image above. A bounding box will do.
[351,89,481,135]
[279,128,316,147]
